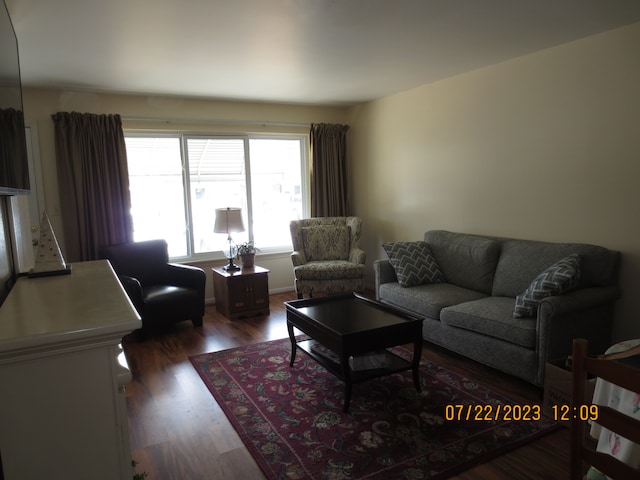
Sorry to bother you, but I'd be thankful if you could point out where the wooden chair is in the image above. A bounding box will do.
[570,338,640,479]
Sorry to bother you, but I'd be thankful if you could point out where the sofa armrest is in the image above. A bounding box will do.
[374,259,397,285]
[374,259,398,301]
[349,248,366,265]
[535,285,621,385]
[539,285,621,318]
[291,250,306,266]
[167,263,206,295]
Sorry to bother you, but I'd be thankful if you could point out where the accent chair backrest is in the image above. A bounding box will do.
[102,239,170,286]
[290,217,362,262]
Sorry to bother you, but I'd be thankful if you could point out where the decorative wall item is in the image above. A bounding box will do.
[28,211,71,277]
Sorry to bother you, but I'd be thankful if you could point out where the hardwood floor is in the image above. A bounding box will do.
[123,291,571,479]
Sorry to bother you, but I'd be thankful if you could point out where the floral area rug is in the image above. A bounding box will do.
[190,338,558,480]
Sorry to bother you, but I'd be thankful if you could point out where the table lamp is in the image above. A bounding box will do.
[214,207,245,271]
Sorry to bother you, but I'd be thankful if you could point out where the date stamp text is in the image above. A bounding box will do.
[444,403,541,421]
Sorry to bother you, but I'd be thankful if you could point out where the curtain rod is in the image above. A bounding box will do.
[121,115,310,129]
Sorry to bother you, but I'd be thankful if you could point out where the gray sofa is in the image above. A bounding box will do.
[374,230,621,386]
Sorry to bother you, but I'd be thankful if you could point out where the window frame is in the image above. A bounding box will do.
[124,131,309,261]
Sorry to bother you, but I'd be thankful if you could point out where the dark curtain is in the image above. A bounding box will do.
[52,112,133,262]
[310,123,350,217]
[0,108,29,191]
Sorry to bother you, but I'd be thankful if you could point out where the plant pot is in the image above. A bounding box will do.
[240,253,255,268]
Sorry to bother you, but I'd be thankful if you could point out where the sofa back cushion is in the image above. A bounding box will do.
[424,230,500,295]
[492,239,618,298]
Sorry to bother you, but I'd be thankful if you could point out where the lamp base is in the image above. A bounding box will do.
[221,234,240,271]
[223,258,241,271]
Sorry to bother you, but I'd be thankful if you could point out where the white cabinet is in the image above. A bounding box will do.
[0,260,141,480]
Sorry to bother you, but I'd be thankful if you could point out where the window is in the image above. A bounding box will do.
[124,134,307,259]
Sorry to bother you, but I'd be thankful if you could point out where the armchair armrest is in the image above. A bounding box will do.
[349,248,366,265]
[118,275,144,312]
[167,263,206,295]
[291,250,306,266]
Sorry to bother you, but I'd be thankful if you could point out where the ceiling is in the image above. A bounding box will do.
[6,0,640,106]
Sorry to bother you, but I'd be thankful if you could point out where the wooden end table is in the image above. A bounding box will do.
[285,293,423,412]
[212,265,270,320]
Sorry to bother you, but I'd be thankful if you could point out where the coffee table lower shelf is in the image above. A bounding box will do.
[293,339,420,412]
[297,339,414,383]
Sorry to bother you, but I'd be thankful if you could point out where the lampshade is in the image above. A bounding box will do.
[213,207,245,234]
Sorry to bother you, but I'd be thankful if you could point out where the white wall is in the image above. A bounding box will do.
[349,22,640,341]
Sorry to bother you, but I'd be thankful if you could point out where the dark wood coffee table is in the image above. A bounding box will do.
[285,293,423,412]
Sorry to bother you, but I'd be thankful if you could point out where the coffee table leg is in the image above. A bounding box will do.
[287,320,297,367]
[341,354,352,413]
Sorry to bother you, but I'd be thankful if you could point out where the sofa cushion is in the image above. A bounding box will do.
[302,225,350,261]
[382,241,445,287]
[423,231,500,295]
[144,285,201,321]
[513,254,581,318]
[294,260,365,280]
[492,239,608,297]
[440,297,537,349]
[378,282,487,319]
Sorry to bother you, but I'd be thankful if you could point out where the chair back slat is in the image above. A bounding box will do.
[595,405,640,444]
[584,356,640,392]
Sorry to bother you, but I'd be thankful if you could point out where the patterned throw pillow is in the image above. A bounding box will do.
[382,241,445,287]
[513,254,581,318]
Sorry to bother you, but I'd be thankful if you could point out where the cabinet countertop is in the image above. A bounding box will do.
[0,260,141,358]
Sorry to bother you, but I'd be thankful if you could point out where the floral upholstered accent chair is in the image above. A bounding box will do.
[290,217,366,299]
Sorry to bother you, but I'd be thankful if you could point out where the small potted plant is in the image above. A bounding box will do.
[237,241,257,268]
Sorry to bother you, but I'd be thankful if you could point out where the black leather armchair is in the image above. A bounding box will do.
[101,239,206,334]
